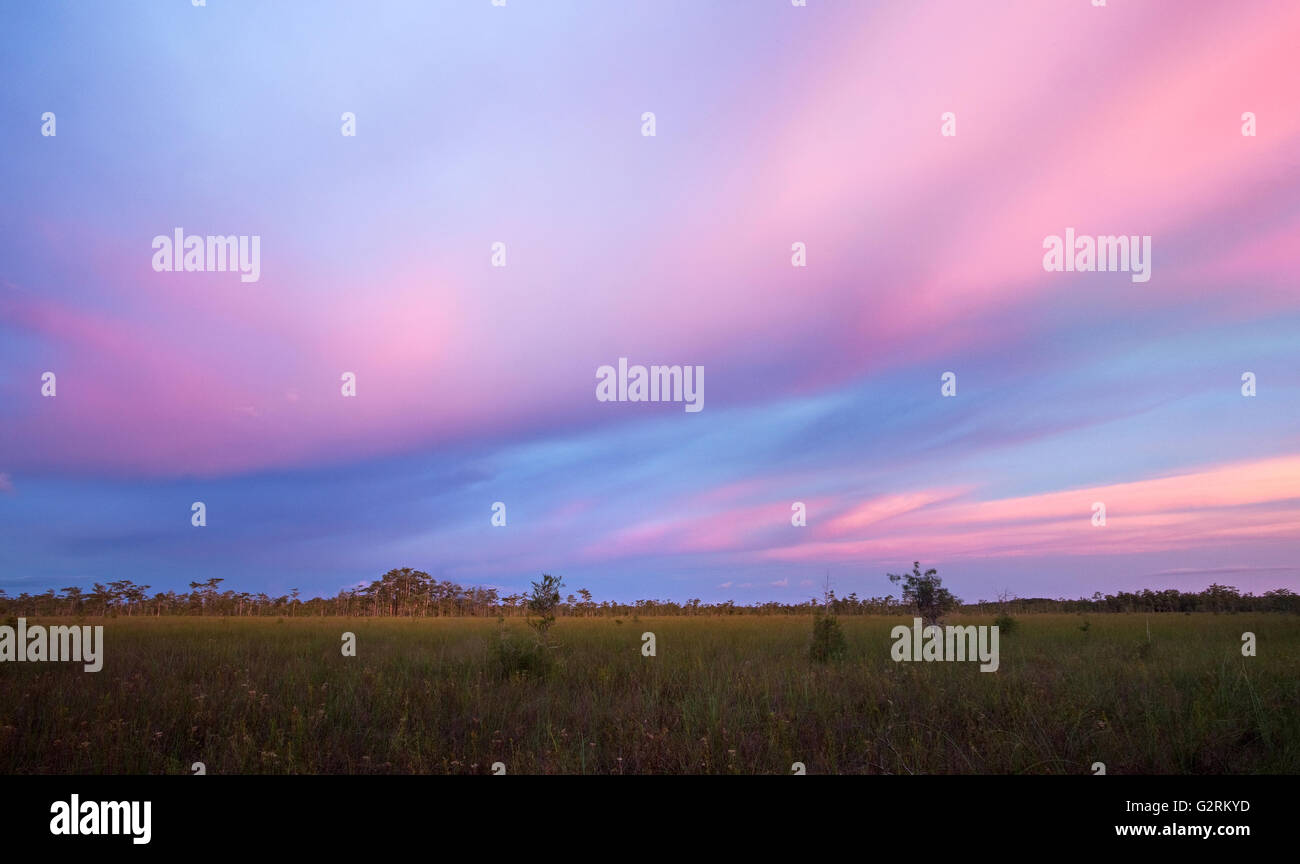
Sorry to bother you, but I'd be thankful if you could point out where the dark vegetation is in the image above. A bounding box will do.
[2,567,1294,618]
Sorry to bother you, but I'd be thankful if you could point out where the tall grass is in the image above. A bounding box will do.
[1,614,1295,774]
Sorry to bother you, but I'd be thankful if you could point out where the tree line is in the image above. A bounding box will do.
[0,566,1296,618]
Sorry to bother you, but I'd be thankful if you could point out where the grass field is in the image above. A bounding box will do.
[1,613,1296,774]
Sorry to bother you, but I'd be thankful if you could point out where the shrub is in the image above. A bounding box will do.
[994,613,1017,634]
[490,630,553,680]
[810,612,847,663]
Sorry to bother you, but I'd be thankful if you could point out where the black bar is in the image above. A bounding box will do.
[3,775,1279,851]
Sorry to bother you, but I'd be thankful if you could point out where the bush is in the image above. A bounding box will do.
[490,631,553,680]
[994,613,1017,634]
[810,613,847,663]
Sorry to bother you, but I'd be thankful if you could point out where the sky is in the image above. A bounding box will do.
[1,0,1298,605]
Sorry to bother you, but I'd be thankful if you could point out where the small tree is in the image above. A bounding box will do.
[993,588,1018,634]
[810,574,847,663]
[888,561,959,625]
[527,573,563,644]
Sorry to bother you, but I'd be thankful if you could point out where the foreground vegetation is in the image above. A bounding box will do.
[2,613,1296,774]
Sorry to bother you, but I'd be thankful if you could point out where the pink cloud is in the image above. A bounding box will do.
[820,489,969,538]
[5,1,1299,482]
[764,455,1300,564]
[579,495,838,562]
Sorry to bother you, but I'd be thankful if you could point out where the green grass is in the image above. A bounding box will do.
[1,613,1296,774]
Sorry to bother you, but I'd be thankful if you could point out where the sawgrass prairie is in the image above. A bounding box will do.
[1,613,1296,774]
